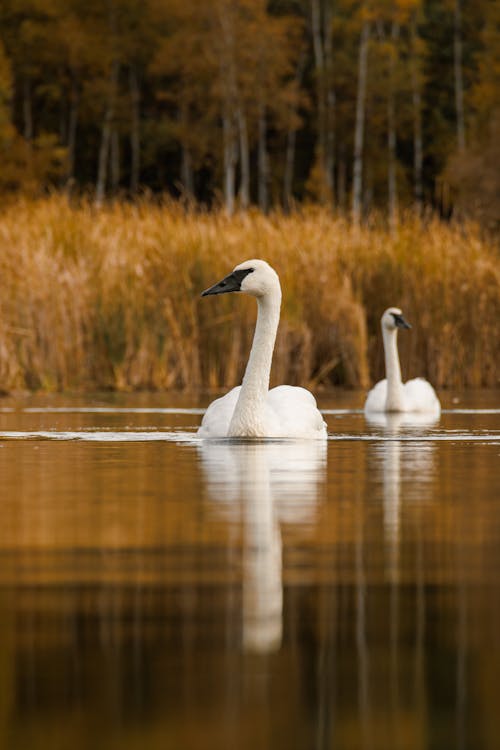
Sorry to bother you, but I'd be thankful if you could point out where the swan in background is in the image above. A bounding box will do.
[198,260,327,439]
[199,439,326,652]
[364,307,441,416]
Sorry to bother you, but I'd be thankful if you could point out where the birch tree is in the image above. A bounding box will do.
[95,58,119,205]
[310,0,336,202]
[410,12,423,208]
[453,0,466,151]
[387,21,399,230]
[283,50,306,210]
[352,20,370,225]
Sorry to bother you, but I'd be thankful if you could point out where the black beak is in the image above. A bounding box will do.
[201,272,241,297]
[393,313,412,330]
[201,268,254,297]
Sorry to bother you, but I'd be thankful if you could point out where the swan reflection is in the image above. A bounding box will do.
[365,411,439,578]
[361,411,439,744]
[198,440,326,652]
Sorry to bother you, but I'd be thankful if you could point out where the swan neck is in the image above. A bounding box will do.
[383,327,404,410]
[229,288,281,434]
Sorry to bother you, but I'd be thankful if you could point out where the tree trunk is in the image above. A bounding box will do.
[223,112,236,215]
[324,0,335,199]
[352,22,370,225]
[258,103,269,212]
[110,129,120,191]
[67,80,79,180]
[311,0,326,179]
[283,51,306,211]
[180,144,194,197]
[337,146,346,211]
[129,66,140,193]
[387,22,399,232]
[217,3,239,215]
[311,0,335,200]
[23,77,33,141]
[411,17,423,210]
[326,89,336,199]
[59,99,67,144]
[363,160,373,216]
[179,102,194,197]
[237,107,250,209]
[453,0,466,151]
[95,61,119,206]
[283,126,297,212]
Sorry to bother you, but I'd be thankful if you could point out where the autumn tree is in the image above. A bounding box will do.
[0,0,496,220]
[0,3,65,193]
[445,0,500,226]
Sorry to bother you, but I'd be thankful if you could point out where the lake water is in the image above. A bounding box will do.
[0,390,499,750]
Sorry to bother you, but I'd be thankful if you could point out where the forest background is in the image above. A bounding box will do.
[0,0,499,393]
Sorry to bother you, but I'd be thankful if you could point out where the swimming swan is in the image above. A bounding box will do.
[197,259,327,438]
[364,307,441,416]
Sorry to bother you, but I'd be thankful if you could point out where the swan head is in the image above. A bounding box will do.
[201,259,280,299]
[381,307,412,331]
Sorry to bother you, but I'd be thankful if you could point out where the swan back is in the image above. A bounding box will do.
[403,377,441,415]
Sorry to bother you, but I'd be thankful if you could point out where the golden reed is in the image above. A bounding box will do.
[0,196,498,392]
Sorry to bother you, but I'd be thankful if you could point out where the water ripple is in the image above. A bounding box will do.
[0,430,199,443]
[21,406,206,415]
[0,429,498,443]
[1,406,499,416]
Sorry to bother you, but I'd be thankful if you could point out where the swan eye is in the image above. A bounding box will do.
[391,312,411,330]
[232,268,254,285]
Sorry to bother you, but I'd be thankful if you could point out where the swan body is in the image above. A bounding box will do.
[198,260,327,439]
[364,307,440,416]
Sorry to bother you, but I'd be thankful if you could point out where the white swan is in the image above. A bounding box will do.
[198,259,327,438]
[364,307,441,416]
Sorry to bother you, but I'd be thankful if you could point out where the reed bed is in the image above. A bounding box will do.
[0,196,498,392]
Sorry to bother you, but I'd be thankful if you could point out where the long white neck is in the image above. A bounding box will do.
[383,327,405,411]
[228,287,281,436]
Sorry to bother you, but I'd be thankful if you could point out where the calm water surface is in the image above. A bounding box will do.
[0,390,499,750]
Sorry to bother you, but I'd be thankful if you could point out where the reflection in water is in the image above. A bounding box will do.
[198,440,327,652]
[365,412,439,580]
[365,412,439,750]
[0,394,500,749]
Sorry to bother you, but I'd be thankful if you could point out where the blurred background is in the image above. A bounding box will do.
[0,0,498,223]
[0,0,498,395]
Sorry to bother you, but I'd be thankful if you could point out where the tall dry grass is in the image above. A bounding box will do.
[0,196,498,392]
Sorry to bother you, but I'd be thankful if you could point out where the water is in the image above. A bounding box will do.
[0,390,499,750]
